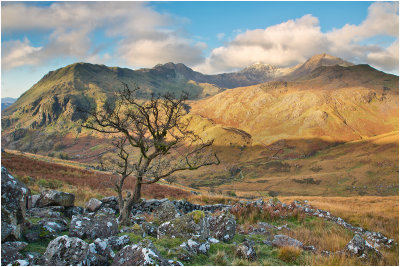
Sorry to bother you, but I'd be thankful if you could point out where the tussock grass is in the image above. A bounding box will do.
[277,246,302,263]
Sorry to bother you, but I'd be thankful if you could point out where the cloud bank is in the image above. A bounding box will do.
[2,1,398,74]
[195,2,399,74]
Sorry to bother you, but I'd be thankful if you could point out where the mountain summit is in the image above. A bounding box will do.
[285,54,354,80]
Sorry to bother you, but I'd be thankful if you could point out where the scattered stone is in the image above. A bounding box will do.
[180,235,210,255]
[69,214,118,240]
[345,234,382,260]
[303,245,316,252]
[1,241,28,265]
[208,237,220,244]
[208,211,236,242]
[85,198,103,212]
[112,239,179,266]
[36,190,75,208]
[235,240,257,261]
[272,235,303,248]
[153,201,179,224]
[1,166,31,242]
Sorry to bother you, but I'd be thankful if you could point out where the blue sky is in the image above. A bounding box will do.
[1,1,399,98]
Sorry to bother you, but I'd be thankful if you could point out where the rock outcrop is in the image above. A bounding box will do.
[36,190,75,208]
[1,166,31,242]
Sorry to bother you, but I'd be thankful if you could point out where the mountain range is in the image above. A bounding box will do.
[1,53,398,196]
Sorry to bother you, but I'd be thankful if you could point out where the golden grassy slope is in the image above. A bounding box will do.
[191,83,398,144]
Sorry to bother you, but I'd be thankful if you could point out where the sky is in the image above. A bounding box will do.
[1,1,399,98]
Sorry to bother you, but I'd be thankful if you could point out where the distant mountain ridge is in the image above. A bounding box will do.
[1,97,17,111]
[2,53,397,154]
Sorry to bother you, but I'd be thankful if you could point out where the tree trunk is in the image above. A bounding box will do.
[133,177,142,203]
[118,195,134,226]
[117,178,142,226]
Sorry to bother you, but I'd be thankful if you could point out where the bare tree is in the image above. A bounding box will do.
[82,84,220,225]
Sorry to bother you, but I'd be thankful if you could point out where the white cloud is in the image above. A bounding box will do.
[2,38,42,70]
[2,1,399,74]
[196,2,399,74]
[1,2,204,70]
[118,37,206,68]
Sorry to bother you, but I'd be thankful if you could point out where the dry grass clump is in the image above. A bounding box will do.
[282,217,353,252]
[210,250,229,265]
[277,246,302,263]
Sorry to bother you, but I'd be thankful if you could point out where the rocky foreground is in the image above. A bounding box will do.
[1,166,395,266]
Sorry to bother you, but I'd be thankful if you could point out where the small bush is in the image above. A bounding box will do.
[226,191,237,197]
[278,246,302,263]
[190,210,205,224]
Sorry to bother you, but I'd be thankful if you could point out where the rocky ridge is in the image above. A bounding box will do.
[0,167,395,265]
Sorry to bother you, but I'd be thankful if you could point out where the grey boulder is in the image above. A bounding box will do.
[36,190,75,208]
[272,235,303,248]
[1,166,31,242]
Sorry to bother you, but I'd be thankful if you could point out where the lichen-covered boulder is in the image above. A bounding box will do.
[272,235,303,248]
[43,235,108,266]
[85,198,103,212]
[157,211,209,240]
[1,241,28,265]
[345,234,382,260]
[36,190,75,208]
[69,214,118,240]
[1,166,31,242]
[43,236,89,266]
[112,239,182,266]
[209,211,236,242]
[153,201,179,224]
[235,240,257,261]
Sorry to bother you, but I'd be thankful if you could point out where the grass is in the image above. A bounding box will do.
[2,151,191,206]
[279,196,399,240]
